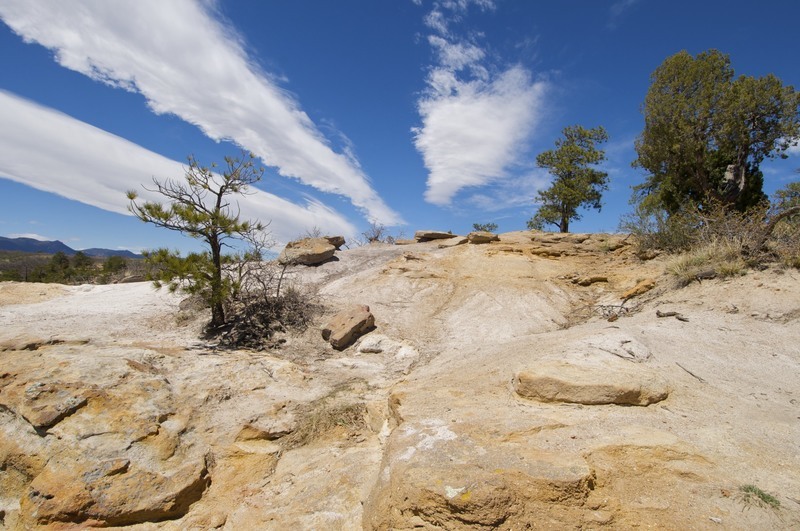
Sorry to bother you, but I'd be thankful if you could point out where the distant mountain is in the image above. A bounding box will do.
[0,236,142,259]
[0,236,75,255]
[80,248,142,259]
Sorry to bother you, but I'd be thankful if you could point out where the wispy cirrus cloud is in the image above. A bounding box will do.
[0,91,357,245]
[0,0,402,225]
[414,0,547,206]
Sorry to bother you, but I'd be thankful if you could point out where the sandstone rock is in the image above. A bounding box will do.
[393,239,417,245]
[414,230,456,241]
[467,231,500,244]
[324,235,345,249]
[278,237,336,265]
[322,305,375,350]
[513,360,669,406]
[437,236,467,248]
[621,278,656,299]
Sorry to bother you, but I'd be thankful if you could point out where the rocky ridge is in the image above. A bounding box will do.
[1,231,798,529]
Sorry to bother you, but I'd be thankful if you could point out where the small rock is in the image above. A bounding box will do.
[322,305,376,350]
[621,278,656,300]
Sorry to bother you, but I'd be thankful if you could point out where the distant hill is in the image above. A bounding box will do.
[0,236,142,259]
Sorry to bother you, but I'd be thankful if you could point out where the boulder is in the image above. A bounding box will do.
[393,239,417,246]
[467,231,500,244]
[414,230,456,241]
[513,360,669,406]
[621,278,656,300]
[321,305,375,350]
[278,238,336,266]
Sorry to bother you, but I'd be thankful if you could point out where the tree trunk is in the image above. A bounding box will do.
[209,236,225,328]
[559,217,569,233]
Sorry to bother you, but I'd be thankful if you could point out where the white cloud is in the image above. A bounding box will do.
[0,91,357,245]
[787,142,800,156]
[414,1,546,206]
[6,233,52,241]
[0,0,401,225]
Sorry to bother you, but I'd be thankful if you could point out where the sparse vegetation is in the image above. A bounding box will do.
[472,222,498,232]
[740,484,781,510]
[624,181,800,282]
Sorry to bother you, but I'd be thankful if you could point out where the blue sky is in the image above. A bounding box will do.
[1,0,798,254]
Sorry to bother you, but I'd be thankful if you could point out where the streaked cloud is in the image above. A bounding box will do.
[414,0,547,206]
[0,0,401,225]
[0,91,357,245]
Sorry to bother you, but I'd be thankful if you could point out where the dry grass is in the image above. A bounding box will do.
[282,381,371,450]
[666,239,747,286]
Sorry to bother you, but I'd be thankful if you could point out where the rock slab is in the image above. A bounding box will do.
[514,360,669,406]
[415,230,456,241]
[322,305,375,350]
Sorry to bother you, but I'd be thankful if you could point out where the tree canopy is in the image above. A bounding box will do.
[128,152,267,328]
[633,49,800,214]
[528,125,609,233]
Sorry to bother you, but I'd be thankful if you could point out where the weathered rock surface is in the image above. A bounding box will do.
[321,304,376,349]
[365,419,596,529]
[1,233,799,530]
[278,237,336,265]
[467,230,500,244]
[414,230,457,241]
[513,360,669,405]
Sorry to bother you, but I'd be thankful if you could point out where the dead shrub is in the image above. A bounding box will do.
[217,261,322,349]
